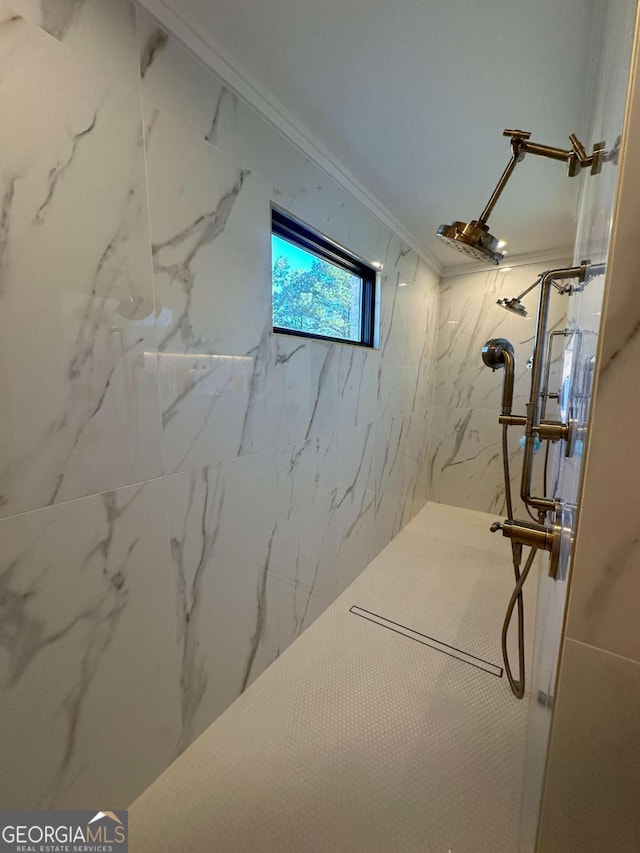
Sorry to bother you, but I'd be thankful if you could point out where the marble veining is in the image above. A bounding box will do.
[0,177,15,292]
[164,455,282,746]
[5,0,139,90]
[171,465,224,750]
[153,168,250,355]
[0,480,182,808]
[431,261,569,516]
[38,489,139,802]
[33,113,98,226]
[205,86,237,148]
[139,23,168,78]
[0,20,162,517]
[0,0,439,811]
[236,320,274,454]
[240,523,277,693]
[305,344,337,439]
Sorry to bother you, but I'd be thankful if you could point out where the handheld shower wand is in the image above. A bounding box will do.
[482,335,535,698]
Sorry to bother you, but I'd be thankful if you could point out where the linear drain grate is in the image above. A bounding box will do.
[349,605,503,678]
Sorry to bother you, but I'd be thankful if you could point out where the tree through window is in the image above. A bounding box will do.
[271,209,376,347]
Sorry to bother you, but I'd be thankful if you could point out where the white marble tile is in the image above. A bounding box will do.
[372,408,432,557]
[372,254,439,423]
[304,341,340,440]
[273,575,327,655]
[413,260,441,412]
[273,431,341,604]
[431,254,573,561]
[338,343,382,428]
[0,480,182,809]
[4,0,139,91]
[538,640,640,852]
[381,248,426,367]
[436,261,569,413]
[257,150,394,269]
[164,452,283,749]
[372,414,410,555]
[337,344,375,430]
[0,19,162,517]
[137,6,230,144]
[136,9,393,268]
[333,423,377,593]
[429,407,547,521]
[136,6,440,469]
[405,407,433,516]
[0,4,441,816]
[284,176,385,267]
[143,102,274,472]
[239,334,313,455]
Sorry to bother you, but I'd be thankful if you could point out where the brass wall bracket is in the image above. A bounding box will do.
[498,414,569,441]
[503,129,607,179]
[491,517,562,579]
[537,421,569,442]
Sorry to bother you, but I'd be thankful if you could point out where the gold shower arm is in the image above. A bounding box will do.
[478,129,605,224]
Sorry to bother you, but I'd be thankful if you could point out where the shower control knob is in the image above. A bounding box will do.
[490,521,504,533]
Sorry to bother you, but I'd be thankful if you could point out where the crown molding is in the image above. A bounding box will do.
[440,245,575,278]
[135,0,443,277]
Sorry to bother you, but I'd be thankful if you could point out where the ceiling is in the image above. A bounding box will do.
[152,0,599,271]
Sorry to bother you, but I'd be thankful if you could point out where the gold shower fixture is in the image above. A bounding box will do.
[436,128,608,265]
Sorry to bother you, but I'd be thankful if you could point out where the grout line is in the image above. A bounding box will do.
[0,408,434,523]
[567,637,640,669]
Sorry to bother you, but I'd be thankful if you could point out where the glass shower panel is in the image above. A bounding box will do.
[518,0,638,848]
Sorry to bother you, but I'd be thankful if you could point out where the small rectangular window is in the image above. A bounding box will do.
[271,208,376,347]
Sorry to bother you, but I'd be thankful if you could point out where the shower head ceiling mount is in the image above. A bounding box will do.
[436,128,609,265]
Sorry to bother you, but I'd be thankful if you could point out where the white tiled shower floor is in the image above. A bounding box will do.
[131,502,539,852]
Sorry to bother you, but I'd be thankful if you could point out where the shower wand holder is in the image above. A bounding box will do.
[498,413,569,442]
[491,517,561,579]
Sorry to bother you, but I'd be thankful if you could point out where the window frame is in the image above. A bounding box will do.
[271,207,377,348]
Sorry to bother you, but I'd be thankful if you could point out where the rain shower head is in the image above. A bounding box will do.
[497,296,528,317]
[436,128,607,267]
[436,220,504,265]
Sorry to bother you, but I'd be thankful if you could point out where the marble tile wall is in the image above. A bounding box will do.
[0,0,439,809]
[430,259,570,519]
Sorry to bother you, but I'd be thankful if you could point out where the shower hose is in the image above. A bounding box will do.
[500,424,537,699]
